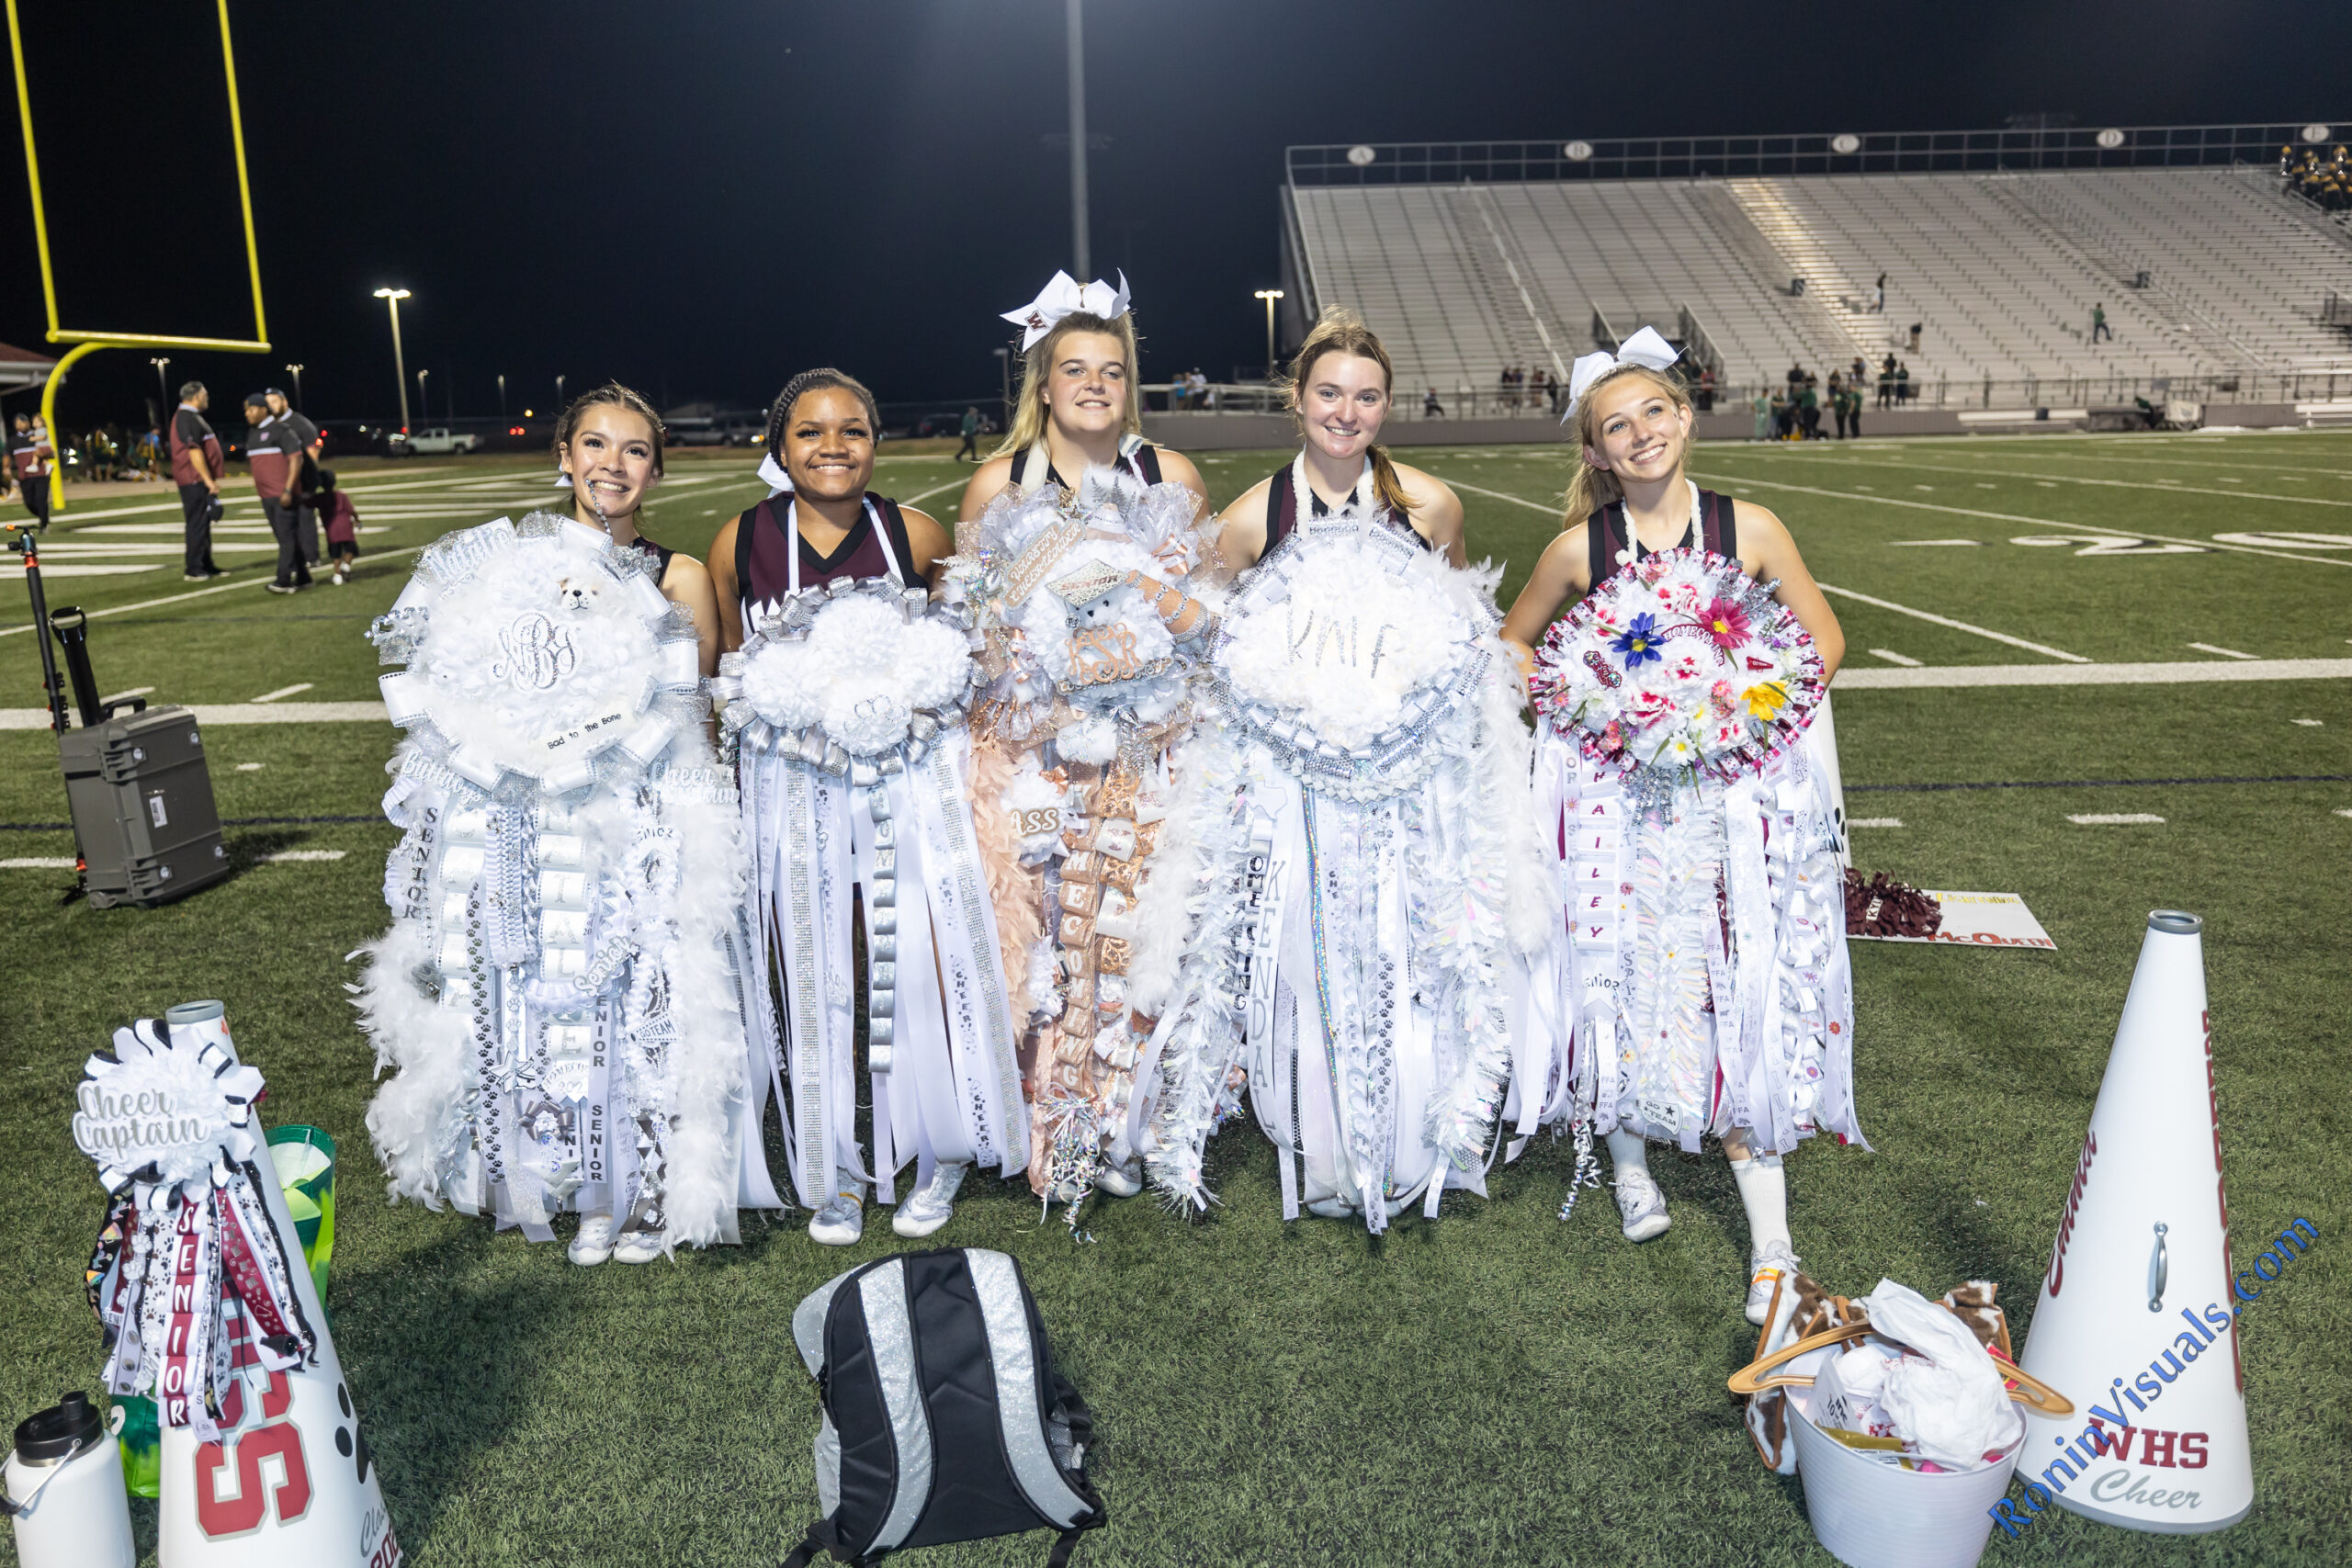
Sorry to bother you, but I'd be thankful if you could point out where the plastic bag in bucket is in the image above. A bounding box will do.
[266,1124,337,1303]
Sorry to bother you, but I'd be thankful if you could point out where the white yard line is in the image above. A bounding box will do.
[0,857,75,869]
[2185,643,2260,660]
[0,545,428,638]
[1739,452,2352,511]
[1835,658,2352,689]
[101,686,155,704]
[259,850,348,863]
[1815,584,2088,662]
[0,700,389,729]
[250,682,315,703]
[1886,538,1982,546]
[1849,818,1905,828]
[1868,649,1923,666]
[2069,813,2165,825]
[1687,471,2352,569]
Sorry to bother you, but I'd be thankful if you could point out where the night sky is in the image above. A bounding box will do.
[4,0,2347,431]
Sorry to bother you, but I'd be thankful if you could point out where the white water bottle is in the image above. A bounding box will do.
[6,1393,135,1568]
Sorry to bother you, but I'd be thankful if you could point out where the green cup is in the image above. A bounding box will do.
[266,1124,337,1305]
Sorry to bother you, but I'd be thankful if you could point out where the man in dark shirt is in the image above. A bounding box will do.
[169,382,225,579]
[9,412,52,530]
[245,393,310,592]
[956,406,979,462]
[264,388,321,564]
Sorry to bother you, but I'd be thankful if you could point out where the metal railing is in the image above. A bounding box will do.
[1288,121,2352,187]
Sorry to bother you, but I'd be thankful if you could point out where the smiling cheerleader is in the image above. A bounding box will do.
[1499,331,1861,1322]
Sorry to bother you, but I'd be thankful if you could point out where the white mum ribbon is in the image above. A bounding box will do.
[1564,325,1681,422]
[1001,269,1133,351]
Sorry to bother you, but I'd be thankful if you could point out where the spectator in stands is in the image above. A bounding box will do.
[2090,302,2110,344]
[170,381,225,580]
[1499,366,1518,410]
[1850,355,1868,389]
[1878,355,1896,410]
[1894,361,1913,403]
[1423,386,1445,418]
[1786,361,1805,393]
[1873,271,1886,312]
[1751,387,1771,440]
[1907,321,1923,352]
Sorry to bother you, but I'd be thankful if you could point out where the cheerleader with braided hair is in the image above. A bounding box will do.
[711,370,1029,1246]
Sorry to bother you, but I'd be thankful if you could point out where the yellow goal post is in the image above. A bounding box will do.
[6,0,270,514]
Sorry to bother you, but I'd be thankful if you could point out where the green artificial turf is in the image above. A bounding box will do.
[1,432,2347,1565]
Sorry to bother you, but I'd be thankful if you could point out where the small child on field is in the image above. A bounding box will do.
[310,468,360,584]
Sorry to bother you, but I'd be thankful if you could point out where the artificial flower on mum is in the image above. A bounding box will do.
[1701,597,1752,650]
[1629,688,1674,727]
[1611,612,1665,667]
[1743,681,1790,720]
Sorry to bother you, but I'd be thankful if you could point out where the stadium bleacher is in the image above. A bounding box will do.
[1281,124,2352,413]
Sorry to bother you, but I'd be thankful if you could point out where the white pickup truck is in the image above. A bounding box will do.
[400,427,480,455]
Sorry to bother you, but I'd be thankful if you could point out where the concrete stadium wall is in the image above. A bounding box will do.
[1148,403,2309,451]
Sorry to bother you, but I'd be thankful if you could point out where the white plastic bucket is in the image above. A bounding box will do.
[1791,1406,2019,1568]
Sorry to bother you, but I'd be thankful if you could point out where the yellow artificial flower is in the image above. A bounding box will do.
[1743,681,1789,719]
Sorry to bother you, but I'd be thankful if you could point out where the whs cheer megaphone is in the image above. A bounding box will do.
[74,1001,401,1567]
[2016,912,2252,1533]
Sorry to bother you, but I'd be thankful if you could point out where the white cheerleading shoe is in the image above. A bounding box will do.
[891,1162,970,1239]
[568,1213,616,1266]
[1746,1241,1801,1326]
[612,1228,668,1265]
[1613,1168,1672,1243]
[809,1172,866,1247]
[1094,1157,1143,1199]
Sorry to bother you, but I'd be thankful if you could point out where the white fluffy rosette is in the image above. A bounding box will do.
[1136,513,1557,1232]
[356,513,771,1252]
[1528,546,1860,1171]
[718,580,978,764]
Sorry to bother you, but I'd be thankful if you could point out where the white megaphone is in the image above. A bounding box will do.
[2017,912,2252,1533]
[150,1001,403,1568]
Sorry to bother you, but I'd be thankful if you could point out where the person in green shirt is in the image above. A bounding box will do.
[956,405,981,462]
[1752,388,1772,441]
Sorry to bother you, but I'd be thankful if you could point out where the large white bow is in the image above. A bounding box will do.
[756,452,796,496]
[1564,325,1681,422]
[1001,269,1132,350]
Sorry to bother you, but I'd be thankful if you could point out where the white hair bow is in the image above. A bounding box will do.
[1001,270,1132,351]
[1564,325,1681,422]
[756,452,795,496]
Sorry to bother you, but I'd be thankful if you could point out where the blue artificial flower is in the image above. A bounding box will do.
[1611,612,1664,668]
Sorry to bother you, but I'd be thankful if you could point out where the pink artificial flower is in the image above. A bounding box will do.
[1700,597,1751,650]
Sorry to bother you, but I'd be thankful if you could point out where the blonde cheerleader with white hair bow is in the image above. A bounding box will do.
[1499,329,1863,1323]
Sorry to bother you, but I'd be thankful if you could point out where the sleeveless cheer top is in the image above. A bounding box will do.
[1579,485,1738,603]
[1006,432,1165,493]
[732,491,923,616]
[1263,458,1435,555]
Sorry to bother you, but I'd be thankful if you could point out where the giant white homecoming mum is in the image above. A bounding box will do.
[716,574,1028,1213]
[356,513,775,1250]
[1529,547,1860,1160]
[1136,515,1556,1232]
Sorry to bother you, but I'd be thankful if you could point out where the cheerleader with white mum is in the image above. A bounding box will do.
[710,369,1029,1245]
[358,383,779,1265]
[1498,332,1862,1322]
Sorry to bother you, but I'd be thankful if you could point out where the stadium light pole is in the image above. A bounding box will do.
[1065,0,1090,277]
[1255,289,1284,381]
[149,356,170,415]
[284,363,303,408]
[374,288,412,433]
[417,367,431,424]
[555,373,567,410]
[497,373,507,418]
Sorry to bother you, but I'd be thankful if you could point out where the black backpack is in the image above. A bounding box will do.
[786,1247,1107,1567]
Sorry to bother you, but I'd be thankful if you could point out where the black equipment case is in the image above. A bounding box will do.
[57,704,230,908]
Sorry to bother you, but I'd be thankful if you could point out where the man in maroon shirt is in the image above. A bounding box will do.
[169,382,226,580]
[8,412,52,531]
[244,392,309,591]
